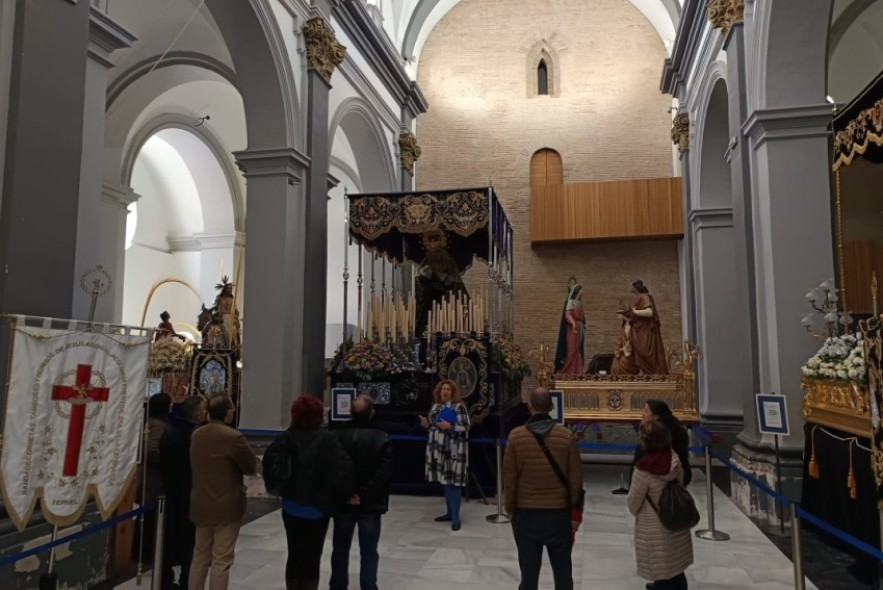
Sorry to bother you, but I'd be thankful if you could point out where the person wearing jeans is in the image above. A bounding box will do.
[419,380,470,531]
[330,395,393,590]
[504,388,582,590]
[263,395,354,590]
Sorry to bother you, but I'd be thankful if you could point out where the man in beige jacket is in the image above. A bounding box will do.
[188,395,257,590]
[504,388,582,590]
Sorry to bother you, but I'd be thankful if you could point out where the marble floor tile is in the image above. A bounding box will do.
[117,465,818,590]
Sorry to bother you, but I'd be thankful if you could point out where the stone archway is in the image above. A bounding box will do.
[691,77,752,417]
[123,126,241,333]
[327,98,399,357]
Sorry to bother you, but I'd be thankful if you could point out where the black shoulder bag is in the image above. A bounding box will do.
[645,478,700,532]
[531,431,585,511]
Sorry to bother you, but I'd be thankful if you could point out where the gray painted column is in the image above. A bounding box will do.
[691,207,751,419]
[73,9,135,322]
[235,148,310,430]
[0,0,16,223]
[100,181,139,322]
[301,15,345,397]
[398,128,418,294]
[725,23,762,441]
[0,0,90,318]
[743,104,835,451]
[680,147,698,345]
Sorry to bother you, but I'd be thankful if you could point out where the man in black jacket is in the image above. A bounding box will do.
[159,395,207,590]
[330,395,393,590]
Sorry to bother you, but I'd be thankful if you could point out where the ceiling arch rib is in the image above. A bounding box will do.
[401,0,680,62]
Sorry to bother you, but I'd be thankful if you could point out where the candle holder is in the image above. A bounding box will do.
[802,278,847,340]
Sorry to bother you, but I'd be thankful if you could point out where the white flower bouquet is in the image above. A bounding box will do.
[148,337,191,373]
[801,332,866,384]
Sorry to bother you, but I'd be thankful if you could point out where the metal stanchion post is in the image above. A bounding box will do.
[790,503,806,590]
[486,438,510,524]
[150,497,166,590]
[695,444,730,541]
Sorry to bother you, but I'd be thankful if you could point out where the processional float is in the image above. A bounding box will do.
[335,186,525,417]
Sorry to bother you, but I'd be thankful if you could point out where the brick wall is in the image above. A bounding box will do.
[415,0,682,388]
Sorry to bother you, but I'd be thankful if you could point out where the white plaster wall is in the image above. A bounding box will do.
[123,246,202,329]
[107,0,233,86]
[828,1,883,102]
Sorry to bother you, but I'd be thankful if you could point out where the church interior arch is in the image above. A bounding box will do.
[828,0,883,103]
[123,126,240,337]
[691,78,748,416]
[326,101,399,357]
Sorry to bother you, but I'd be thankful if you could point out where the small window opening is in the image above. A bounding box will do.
[537,60,549,95]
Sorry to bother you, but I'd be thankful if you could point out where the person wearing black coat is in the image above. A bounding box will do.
[330,395,393,590]
[158,395,207,590]
[263,395,354,590]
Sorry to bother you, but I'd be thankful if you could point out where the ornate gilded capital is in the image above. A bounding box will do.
[671,112,690,154]
[398,132,422,173]
[708,0,744,37]
[302,17,346,84]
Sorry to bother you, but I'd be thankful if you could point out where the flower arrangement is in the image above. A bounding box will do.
[493,333,531,382]
[342,339,408,381]
[801,332,866,384]
[148,337,190,373]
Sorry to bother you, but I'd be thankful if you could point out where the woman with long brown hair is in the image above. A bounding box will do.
[419,379,470,530]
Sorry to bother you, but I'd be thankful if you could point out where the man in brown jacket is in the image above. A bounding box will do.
[188,395,257,590]
[504,387,582,590]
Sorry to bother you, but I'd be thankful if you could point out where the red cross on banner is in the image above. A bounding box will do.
[50,364,110,477]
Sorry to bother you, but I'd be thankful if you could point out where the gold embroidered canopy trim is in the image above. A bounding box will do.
[349,191,489,241]
[833,97,883,171]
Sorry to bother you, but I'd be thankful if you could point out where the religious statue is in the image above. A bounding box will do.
[196,277,242,349]
[555,281,586,375]
[617,279,668,374]
[610,308,637,375]
[415,229,469,337]
[154,311,185,342]
[212,276,241,349]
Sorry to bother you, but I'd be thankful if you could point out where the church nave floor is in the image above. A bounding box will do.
[116,465,816,590]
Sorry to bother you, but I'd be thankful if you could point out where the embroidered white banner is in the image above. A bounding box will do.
[0,324,150,529]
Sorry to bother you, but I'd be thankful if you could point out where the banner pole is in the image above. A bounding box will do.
[150,497,166,590]
[136,415,150,584]
[39,524,59,590]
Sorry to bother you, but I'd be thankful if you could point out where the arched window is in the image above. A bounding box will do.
[538,60,549,95]
[530,148,563,185]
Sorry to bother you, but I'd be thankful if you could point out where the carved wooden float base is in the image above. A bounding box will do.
[553,374,699,422]
[801,379,871,438]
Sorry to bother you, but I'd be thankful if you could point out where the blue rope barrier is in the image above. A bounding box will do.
[578,442,637,452]
[0,504,155,567]
[796,508,883,561]
[708,448,790,507]
[690,424,714,444]
[389,434,429,442]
